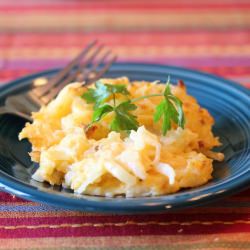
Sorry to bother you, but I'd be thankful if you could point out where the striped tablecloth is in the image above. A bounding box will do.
[0,1,249,249]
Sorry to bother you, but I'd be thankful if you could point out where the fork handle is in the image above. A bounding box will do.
[0,106,32,122]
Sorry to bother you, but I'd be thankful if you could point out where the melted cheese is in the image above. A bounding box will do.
[19,78,223,197]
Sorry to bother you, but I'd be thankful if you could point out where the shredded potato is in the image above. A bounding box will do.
[19,78,224,197]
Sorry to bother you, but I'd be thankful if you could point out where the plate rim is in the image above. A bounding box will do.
[0,62,249,213]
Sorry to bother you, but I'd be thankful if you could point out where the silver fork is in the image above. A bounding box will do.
[0,41,116,122]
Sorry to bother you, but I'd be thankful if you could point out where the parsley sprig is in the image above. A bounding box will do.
[82,79,185,135]
[82,81,138,132]
[153,81,185,135]
[82,82,129,107]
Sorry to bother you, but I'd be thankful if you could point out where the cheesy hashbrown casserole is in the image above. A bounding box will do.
[19,78,224,197]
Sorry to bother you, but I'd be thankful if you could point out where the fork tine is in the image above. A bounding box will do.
[78,44,104,69]
[76,51,115,83]
[90,49,111,71]
[84,54,117,86]
[41,45,106,103]
[42,54,116,104]
[34,40,97,97]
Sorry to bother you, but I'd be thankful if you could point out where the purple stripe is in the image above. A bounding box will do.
[0,60,5,69]
[231,76,250,83]
[4,57,250,70]
[121,58,250,67]
[4,60,66,70]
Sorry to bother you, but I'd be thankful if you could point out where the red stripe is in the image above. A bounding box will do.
[0,32,249,46]
[0,70,33,77]
[0,213,248,226]
[0,193,29,203]
[199,67,250,75]
[0,0,248,3]
[1,3,250,12]
[232,189,250,197]
[0,223,249,238]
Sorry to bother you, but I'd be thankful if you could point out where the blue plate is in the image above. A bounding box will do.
[0,62,249,213]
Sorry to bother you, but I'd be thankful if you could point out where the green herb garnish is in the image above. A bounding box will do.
[82,81,129,107]
[110,101,139,132]
[153,80,185,135]
[82,79,185,135]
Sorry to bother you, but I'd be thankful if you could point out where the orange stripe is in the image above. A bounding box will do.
[0,12,250,30]
[1,233,249,249]
[2,45,250,60]
[0,32,248,47]
[0,0,249,4]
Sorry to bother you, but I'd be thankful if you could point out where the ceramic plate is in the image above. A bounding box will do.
[0,63,249,213]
